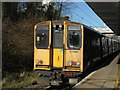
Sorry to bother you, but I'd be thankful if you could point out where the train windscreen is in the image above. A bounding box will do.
[36,25,49,49]
[67,25,82,49]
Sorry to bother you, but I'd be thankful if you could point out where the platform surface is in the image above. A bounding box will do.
[73,54,120,89]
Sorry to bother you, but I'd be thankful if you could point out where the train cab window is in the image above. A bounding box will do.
[36,25,49,49]
[67,25,82,49]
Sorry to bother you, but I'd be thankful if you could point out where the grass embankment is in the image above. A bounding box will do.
[2,71,41,88]
[2,18,47,89]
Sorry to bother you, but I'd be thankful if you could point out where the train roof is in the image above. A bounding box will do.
[35,20,104,37]
[83,24,104,36]
[35,20,119,42]
[64,20,117,41]
[82,24,120,42]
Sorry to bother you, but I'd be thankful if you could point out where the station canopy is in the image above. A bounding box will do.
[85,2,120,35]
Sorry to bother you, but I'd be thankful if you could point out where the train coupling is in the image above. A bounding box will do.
[50,80,62,86]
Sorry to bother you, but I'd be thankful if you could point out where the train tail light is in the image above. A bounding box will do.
[72,62,77,65]
[39,60,43,64]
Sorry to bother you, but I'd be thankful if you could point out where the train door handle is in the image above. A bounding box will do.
[58,56,59,61]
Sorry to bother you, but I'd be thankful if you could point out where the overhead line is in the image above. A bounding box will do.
[63,6,97,26]
[63,1,104,26]
[71,2,103,26]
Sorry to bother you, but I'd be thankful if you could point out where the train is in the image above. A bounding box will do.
[34,20,120,85]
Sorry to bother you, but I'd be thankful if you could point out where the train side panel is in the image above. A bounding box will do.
[83,27,102,71]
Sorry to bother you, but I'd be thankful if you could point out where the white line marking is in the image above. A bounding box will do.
[73,71,97,88]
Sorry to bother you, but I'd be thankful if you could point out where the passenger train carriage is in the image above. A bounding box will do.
[34,20,120,85]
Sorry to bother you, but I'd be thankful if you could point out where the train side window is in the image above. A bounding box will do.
[36,25,49,49]
[67,25,82,50]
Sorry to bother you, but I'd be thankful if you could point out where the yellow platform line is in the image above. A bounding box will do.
[114,64,120,90]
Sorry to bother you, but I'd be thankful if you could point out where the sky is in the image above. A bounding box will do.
[62,1,108,27]
[19,0,108,27]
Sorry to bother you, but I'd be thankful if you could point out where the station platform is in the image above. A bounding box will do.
[73,53,120,89]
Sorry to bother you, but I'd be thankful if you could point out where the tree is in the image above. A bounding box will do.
[2,2,19,21]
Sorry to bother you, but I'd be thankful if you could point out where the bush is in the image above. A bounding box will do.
[2,18,37,76]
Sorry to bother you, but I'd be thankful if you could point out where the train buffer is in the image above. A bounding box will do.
[73,53,120,89]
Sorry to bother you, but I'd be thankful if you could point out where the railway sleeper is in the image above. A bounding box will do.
[69,78,79,85]
[50,71,63,86]
[50,80,62,86]
[49,71,81,86]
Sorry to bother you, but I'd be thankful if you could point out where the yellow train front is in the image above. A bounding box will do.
[34,20,120,85]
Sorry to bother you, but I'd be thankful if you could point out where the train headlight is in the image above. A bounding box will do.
[36,60,39,64]
[68,61,72,66]
[77,62,80,65]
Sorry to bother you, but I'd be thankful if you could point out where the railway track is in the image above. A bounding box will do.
[24,53,119,89]
[44,52,119,90]
[45,83,74,90]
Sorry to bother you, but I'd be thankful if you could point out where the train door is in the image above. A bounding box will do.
[52,23,64,67]
[34,21,52,70]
